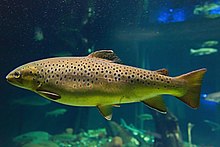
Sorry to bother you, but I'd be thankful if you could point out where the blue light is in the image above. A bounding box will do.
[209,7,220,14]
[173,9,185,22]
[201,93,208,98]
[157,8,186,23]
[157,11,170,23]
[201,99,218,106]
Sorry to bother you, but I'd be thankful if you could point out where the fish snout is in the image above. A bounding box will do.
[6,72,14,82]
[6,70,22,85]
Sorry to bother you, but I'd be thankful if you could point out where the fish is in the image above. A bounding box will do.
[137,113,153,121]
[45,108,67,117]
[201,40,219,47]
[120,118,161,139]
[190,48,218,56]
[193,2,220,19]
[204,91,220,103]
[6,50,207,120]
[204,120,220,131]
[12,94,51,106]
[107,121,132,144]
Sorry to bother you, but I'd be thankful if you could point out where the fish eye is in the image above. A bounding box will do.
[14,71,21,79]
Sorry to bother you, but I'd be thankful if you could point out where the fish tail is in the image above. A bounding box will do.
[175,68,207,108]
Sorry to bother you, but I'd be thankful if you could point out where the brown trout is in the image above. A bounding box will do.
[6,50,206,120]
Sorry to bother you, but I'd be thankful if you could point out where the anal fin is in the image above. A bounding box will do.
[97,105,113,120]
[142,95,167,114]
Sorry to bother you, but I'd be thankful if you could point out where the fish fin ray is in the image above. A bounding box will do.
[175,68,207,108]
[97,105,113,120]
[36,90,61,100]
[142,95,167,113]
[112,104,120,107]
[87,50,122,63]
[155,68,169,76]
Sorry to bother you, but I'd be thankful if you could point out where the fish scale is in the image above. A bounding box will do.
[6,50,207,120]
[34,57,174,95]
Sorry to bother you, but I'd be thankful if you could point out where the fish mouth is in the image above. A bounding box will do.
[6,73,12,83]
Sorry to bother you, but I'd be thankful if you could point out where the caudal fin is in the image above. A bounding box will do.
[175,68,207,108]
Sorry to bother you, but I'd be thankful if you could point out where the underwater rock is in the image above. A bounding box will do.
[13,131,51,146]
[65,128,74,135]
[107,136,123,147]
[107,121,132,144]
[22,141,59,147]
[50,133,76,143]
[50,128,109,146]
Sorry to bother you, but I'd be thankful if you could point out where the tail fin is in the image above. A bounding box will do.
[175,68,207,108]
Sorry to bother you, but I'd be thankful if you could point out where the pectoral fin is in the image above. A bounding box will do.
[112,104,120,107]
[97,105,113,120]
[36,90,61,100]
[142,95,167,113]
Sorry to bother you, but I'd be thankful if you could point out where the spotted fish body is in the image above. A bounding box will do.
[6,50,206,120]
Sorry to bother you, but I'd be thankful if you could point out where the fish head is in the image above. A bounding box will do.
[6,63,41,91]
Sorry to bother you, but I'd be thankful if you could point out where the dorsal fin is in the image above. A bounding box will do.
[155,68,169,76]
[87,50,122,63]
